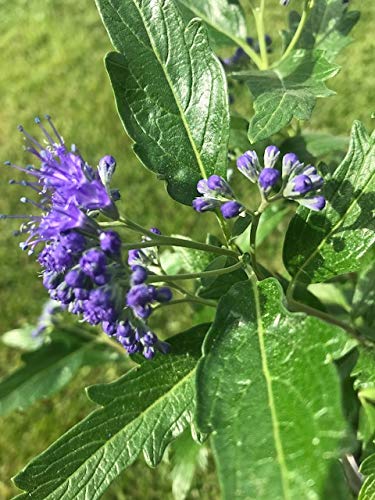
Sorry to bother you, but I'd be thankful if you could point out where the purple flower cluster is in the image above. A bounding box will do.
[40,228,171,358]
[2,118,171,359]
[237,145,326,211]
[192,175,244,219]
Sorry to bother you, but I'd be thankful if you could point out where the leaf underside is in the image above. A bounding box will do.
[197,278,348,500]
[96,0,229,205]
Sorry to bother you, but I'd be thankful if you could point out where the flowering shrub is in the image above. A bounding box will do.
[1,0,374,498]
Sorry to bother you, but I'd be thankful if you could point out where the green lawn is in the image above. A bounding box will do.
[0,0,373,497]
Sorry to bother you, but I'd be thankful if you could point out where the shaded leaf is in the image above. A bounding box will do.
[14,325,209,499]
[229,115,251,152]
[352,348,375,445]
[231,213,252,239]
[281,132,349,164]
[352,262,375,340]
[237,50,339,142]
[257,204,290,246]
[170,429,207,500]
[284,121,375,284]
[96,0,229,204]
[170,235,217,274]
[282,0,360,62]
[0,330,116,417]
[176,0,247,47]
[197,278,348,499]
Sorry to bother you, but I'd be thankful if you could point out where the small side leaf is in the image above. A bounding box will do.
[237,50,339,142]
[14,324,209,500]
[2,325,43,352]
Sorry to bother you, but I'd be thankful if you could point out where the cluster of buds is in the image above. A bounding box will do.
[237,145,326,211]
[193,145,326,217]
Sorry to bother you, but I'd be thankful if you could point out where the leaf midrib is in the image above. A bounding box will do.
[23,363,197,499]
[110,0,208,180]
[252,279,291,499]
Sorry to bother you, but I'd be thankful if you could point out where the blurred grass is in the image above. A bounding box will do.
[0,0,373,497]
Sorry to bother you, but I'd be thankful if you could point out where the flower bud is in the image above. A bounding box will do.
[98,155,116,186]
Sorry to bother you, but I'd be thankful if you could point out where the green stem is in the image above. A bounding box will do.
[286,281,374,347]
[102,217,238,257]
[154,297,217,310]
[249,213,263,279]
[280,0,313,63]
[252,0,268,70]
[236,38,264,70]
[147,260,244,283]
[121,237,236,257]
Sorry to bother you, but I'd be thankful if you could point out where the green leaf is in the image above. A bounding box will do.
[352,262,375,340]
[283,0,360,62]
[96,0,229,205]
[359,453,375,500]
[176,0,247,48]
[237,50,339,142]
[170,429,207,500]
[284,121,375,284]
[14,324,209,499]
[0,330,116,417]
[196,278,348,499]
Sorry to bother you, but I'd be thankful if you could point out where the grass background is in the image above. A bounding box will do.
[0,0,373,497]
